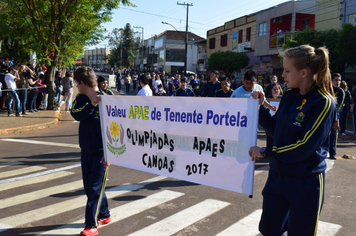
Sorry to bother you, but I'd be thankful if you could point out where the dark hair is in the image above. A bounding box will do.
[65,71,73,77]
[97,76,108,84]
[331,73,341,79]
[73,67,97,87]
[271,83,280,90]
[180,77,188,83]
[281,45,334,100]
[211,70,220,76]
[140,73,149,85]
[340,80,348,91]
[244,70,257,81]
[7,66,14,72]
[219,74,231,84]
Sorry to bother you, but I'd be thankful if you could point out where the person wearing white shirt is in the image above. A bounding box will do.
[137,74,152,96]
[230,70,263,98]
[4,67,22,116]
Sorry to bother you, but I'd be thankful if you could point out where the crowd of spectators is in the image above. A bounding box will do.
[0,58,72,116]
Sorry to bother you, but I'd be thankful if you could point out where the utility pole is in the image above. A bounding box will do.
[134,26,144,69]
[177,1,193,75]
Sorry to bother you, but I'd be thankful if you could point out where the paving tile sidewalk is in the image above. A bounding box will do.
[0,109,60,135]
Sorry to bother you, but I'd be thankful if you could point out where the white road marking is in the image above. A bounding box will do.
[0,138,79,148]
[0,180,83,210]
[37,190,184,235]
[128,199,230,236]
[218,209,342,236]
[0,175,167,233]
[0,163,81,184]
[216,209,262,236]
[0,171,74,191]
[0,166,46,179]
[317,221,342,235]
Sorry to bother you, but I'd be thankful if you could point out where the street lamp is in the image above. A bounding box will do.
[162,21,187,74]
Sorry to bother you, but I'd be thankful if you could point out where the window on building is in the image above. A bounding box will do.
[246,27,251,42]
[259,22,267,36]
[209,38,216,49]
[238,30,243,43]
[220,34,228,47]
[302,18,310,30]
[349,13,356,26]
[166,49,185,62]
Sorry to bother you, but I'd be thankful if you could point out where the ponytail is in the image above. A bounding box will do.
[281,45,335,101]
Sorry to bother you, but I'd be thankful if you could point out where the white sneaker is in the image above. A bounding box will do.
[341,133,346,136]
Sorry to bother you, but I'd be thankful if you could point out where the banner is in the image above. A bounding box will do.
[99,96,259,195]
[109,75,116,88]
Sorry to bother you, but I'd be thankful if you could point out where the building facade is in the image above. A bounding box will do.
[135,31,204,73]
[315,0,340,30]
[254,0,316,77]
[84,47,110,68]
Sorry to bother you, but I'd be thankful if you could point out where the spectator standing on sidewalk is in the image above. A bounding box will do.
[54,71,63,106]
[329,73,345,159]
[4,67,22,117]
[17,65,33,115]
[339,80,352,136]
[39,66,48,110]
[71,67,111,236]
[28,73,40,113]
[58,71,74,112]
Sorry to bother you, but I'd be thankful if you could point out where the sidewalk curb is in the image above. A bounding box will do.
[0,111,60,136]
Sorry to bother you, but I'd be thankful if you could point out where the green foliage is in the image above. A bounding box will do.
[107,24,138,68]
[283,24,356,73]
[0,0,133,109]
[208,51,250,76]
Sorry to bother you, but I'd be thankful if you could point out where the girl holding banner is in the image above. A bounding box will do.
[249,45,336,236]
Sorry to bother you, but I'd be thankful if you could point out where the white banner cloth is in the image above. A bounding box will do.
[99,96,259,195]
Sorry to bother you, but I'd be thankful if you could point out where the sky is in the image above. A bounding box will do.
[91,0,289,49]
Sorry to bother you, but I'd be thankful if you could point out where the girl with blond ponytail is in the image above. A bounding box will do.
[249,45,337,236]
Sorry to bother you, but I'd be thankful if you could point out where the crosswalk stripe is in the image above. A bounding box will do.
[37,190,185,235]
[128,199,231,236]
[0,138,80,148]
[0,171,74,191]
[317,221,342,235]
[0,161,23,168]
[0,180,83,210]
[0,163,81,184]
[0,175,167,233]
[216,209,262,236]
[217,209,342,236]
[0,166,46,179]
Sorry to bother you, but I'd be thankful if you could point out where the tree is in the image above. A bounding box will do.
[0,0,133,109]
[283,24,356,74]
[108,24,138,68]
[208,51,250,77]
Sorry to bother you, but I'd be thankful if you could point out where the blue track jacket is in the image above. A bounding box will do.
[71,94,103,153]
[259,85,336,177]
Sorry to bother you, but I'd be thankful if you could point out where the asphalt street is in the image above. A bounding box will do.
[0,80,355,236]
